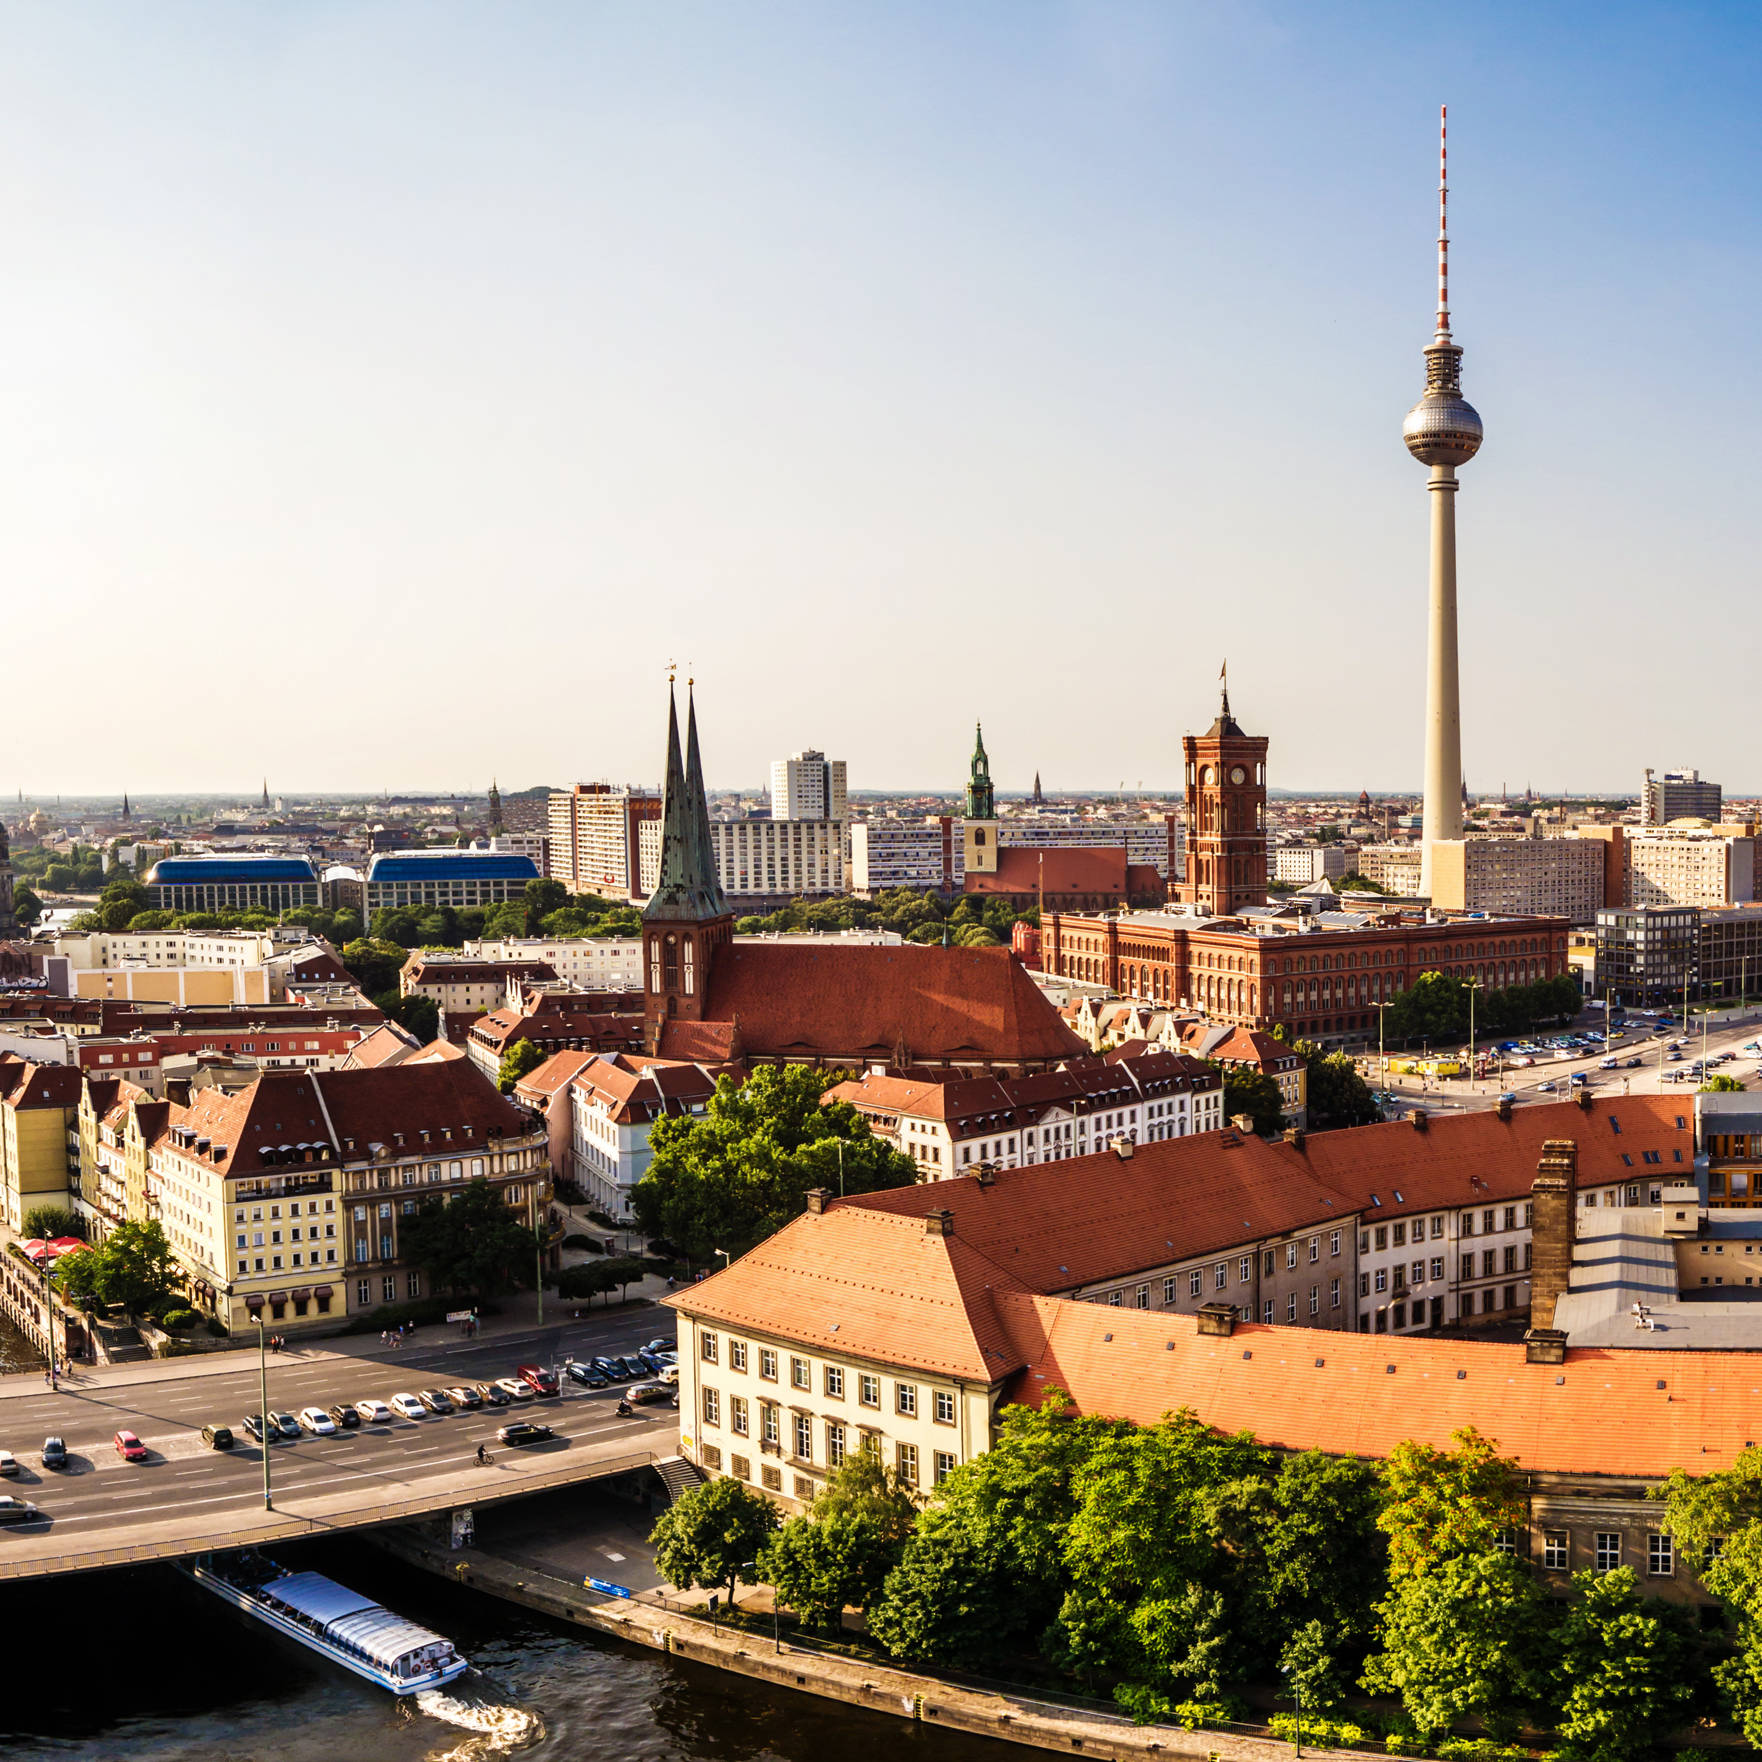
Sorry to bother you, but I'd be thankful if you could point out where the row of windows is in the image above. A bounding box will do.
[698,1392,959,1489]
[698,1332,956,1423]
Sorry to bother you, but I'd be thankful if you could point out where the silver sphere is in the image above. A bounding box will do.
[1404,393,1483,468]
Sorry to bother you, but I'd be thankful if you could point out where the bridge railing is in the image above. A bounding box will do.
[0,1445,664,1581]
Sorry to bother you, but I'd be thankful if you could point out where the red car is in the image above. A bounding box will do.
[515,1363,559,1397]
[114,1429,148,1463]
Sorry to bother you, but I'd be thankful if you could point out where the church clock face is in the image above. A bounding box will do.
[1200,766,1215,785]
[1230,765,1246,785]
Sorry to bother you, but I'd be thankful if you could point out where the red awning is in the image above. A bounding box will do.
[268,1290,289,1303]
[291,1288,312,1301]
[313,1285,333,1297]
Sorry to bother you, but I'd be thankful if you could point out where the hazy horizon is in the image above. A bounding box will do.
[4,4,1758,796]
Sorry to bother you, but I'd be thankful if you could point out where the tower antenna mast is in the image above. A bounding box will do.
[1436,104,1451,342]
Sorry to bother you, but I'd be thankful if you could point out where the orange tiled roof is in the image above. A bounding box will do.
[1001,1293,1762,1481]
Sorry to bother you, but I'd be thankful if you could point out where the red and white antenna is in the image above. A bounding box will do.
[1436,104,1452,342]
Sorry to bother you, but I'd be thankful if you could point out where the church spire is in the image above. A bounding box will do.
[645,680,728,923]
[965,722,995,820]
[487,778,504,833]
[121,792,130,819]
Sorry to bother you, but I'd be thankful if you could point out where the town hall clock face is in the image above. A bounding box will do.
[1200,766,1215,785]
[1230,765,1246,785]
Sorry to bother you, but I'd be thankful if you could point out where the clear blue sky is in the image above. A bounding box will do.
[2,3,1757,796]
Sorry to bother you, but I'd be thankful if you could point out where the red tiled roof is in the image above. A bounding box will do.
[514,1049,598,1102]
[964,847,1127,898]
[1000,1294,1762,1481]
[666,1205,1025,1381]
[699,944,1086,1064]
[0,1060,83,1109]
[343,1022,422,1068]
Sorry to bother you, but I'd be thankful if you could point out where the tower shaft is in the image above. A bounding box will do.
[1419,465,1463,894]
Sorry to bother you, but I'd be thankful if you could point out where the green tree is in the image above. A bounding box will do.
[383,991,439,1044]
[1552,1567,1697,1762]
[524,877,568,924]
[341,937,410,996]
[54,1220,179,1315]
[632,1065,915,1260]
[125,909,178,931]
[1296,1041,1381,1130]
[1703,1074,1746,1093]
[95,878,151,930]
[760,1452,920,1631]
[11,887,43,926]
[1376,1426,1526,1576]
[21,1206,83,1241]
[1209,1061,1284,1136]
[481,899,528,939]
[497,1038,547,1093]
[1361,1551,1549,1741]
[651,1475,779,1603]
[398,1179,539,1297]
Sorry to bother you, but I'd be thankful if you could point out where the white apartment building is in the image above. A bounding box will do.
[639,817,845,899]
[1430,835,1607,923]
[48,930,279,971]
[770,751,847,822]
[565,1054,720,1218]
[849,818,960,894]
[547,785,660,900]
[999,816,1182,880]
[464,937,644,991]
[1272,844,1349,885]
[1357,845,1425,895]
[827,1049,1224,1180]
[1627,828,1756,910]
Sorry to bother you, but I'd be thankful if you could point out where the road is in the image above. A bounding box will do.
[0,1308,684,1576]
[1367,1011,1762,1115]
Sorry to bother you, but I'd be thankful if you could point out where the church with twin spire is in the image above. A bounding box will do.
[638,684,1082,1074]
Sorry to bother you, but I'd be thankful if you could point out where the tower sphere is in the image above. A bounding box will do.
[1403,382,1483,467]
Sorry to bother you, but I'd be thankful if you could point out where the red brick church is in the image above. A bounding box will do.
[643,685,1084,1075]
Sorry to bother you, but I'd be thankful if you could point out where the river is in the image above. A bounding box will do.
[0,1540,1009,1762]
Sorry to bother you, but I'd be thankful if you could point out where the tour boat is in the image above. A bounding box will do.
[182,1550,468,1694]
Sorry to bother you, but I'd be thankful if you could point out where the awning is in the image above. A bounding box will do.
[313,1285,333,1298]
[291,1288,312,1301]
[269,1290,290,1303]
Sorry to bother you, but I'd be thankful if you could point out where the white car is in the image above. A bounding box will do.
[657,1363,679,1385]
[494,1376,534,1403]
[390,1393,426,1420]
[297,1406,337,1436]
[0,1450,17,1477]
[355,1398,394,1424]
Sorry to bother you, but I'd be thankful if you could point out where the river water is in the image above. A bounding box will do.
[0,1541,1008,1762]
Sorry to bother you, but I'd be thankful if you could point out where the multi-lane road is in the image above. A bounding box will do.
[0,1309,684,1577]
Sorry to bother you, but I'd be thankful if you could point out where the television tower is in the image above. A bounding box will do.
[1404,106,1482,897]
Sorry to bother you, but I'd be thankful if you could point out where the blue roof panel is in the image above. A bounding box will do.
[148,857,318,884]
[365,852,538,882]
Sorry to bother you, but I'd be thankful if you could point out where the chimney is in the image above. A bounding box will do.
[1111,1135,1135,1160]
[1524,1328,1568,1364]
[1495,1094,1513,1122]
[972,1162,996,1187]
[1408,1108,1428,1131]
[804,1187,829,1215]
[1195,1301,1236,1337]
[1283,1126,1306,1152]
[1529,1138,1578,1329]
[924,1208,954,1238]
[1230,1112,1256,1135]
[1576,1087,1593,1112]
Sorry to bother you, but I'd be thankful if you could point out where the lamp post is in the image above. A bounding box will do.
[714,1249,731,1272]
[245,1293,271,1511]
[1285,1666,1304,1759]
[535,1220,545,1328]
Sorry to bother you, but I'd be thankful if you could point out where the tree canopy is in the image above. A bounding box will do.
[652,1475,779,1601]
[631,1064,915,1260]
[1208,1061,1284,1137]
[1376,971,1584,1048]
[497,1037,547,1093]
[397,1178,539,1297]
[53,1220,179,1314]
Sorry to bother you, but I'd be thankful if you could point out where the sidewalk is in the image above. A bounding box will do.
[0,1274,679,1401]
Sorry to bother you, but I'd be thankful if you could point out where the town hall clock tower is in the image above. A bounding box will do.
[1178,675,1268,918]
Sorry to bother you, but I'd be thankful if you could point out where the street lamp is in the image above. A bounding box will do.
[713,1248,731,1272]
[245,1293,272,1511]
[1284,1665,1304,1759]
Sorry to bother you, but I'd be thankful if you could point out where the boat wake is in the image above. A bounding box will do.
[413,1683,543,1760]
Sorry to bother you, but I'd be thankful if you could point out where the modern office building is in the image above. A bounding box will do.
[1273,844,1349,885]
[1643,768,1722,827]
[547,784,662,900]
[1594,906,1700,1006]
[362,849,538,915]
[145,855,322,915]
[769,751,847,822]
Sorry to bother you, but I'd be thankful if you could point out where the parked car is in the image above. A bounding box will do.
[496,1421,557,1448]
[564,1360,608,1388]
[1536,1081,1557,1093]
[41,1436,67,1470]
[417,1389,455,1415]
[356,1398,394,1424]
[297,1407,337,1436]
[0,1495,39,1525]
[640,1337,675,1357]
[477,1381,513,1406]
[200,1425,234,1450]
[390,1393,426,1420]
[271,1412,301,1441]
[516,1364,559,1397]
[326,1404,361,1429]
[447,1386,483,1409]
[241,1414,268,1443]
[114,1430,148,1463]
[590,1356,626,1381]
[493,1377,533,1403]
[634,1349,670,1374]
[628,1380,675,1405]
[0,1449,18,1476]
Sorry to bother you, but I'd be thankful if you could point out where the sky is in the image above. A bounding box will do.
[2,2,1760,798]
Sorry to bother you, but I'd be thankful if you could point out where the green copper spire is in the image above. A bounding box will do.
[965,721,994,820]
[646,681,728,923]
